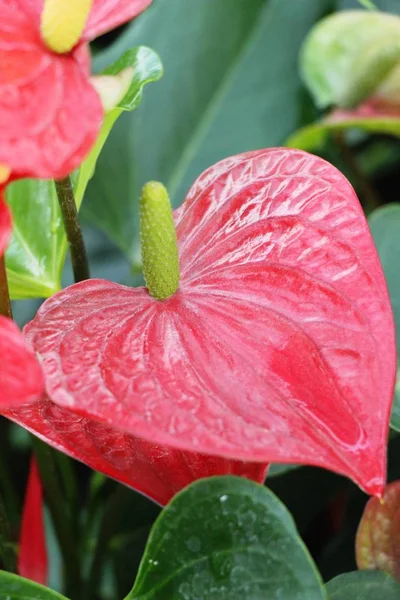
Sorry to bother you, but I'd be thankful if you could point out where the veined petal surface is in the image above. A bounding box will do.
[14,0,152,42]
[0,317,44,408]
[0,3,102,179]
[5,398,267,506]
[18,149,396,495]
[83,0,153,41]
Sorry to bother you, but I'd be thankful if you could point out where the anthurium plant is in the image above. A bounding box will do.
[1,1,400,599]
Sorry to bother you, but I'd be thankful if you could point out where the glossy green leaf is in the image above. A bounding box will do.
[83,0,332,260]
[127,476,327,600]
[286,116,400,151]
[326,571,400,599]
[5,46,162,300]
[369,204,400,431]
[301,12,400,109]
[0,571,69,600]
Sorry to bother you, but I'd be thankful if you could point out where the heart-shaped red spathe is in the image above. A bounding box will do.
[0,0,152,180]
[0,195,44,408]
[8,148,396,497]
[5,398,267,505]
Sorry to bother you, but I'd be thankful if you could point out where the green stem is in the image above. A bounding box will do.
[55,177,90,282]
[85,485,125,599]
[0,256,12,318]
[333,132,381,213]
[32,437,83,599]
[0,259,15,572]
[0,490,16,572]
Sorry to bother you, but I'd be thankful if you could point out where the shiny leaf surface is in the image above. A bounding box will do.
[128,476,327,600]
[84,0,331,258]
[8,149,395,497]
[0,571,68,600]
[355,480,400,578]
[326,571,400,599]
[18,457,48,585]
[5,46,162,300]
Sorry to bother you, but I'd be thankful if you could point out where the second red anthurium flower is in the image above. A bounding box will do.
[2,148,396,505]
[0,196,44,407]
[0,0,152,181]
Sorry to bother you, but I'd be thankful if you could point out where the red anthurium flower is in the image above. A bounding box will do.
[328,98,400,123]
[0,194,11,256]
[0,0,152,180]
[0,195,44,407]
[2,149,396,504]
[18,457,48,585]
[4,399,267,505]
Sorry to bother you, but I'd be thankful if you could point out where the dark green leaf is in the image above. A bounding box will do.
[369,204,400,431]
[5,47,162,300]
[127,476,326,600]
[326,571,400,599]
[84,0,333,260]
[0,571,69,600]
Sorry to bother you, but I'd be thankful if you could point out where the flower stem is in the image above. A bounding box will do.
[32,437,83,598]
[0,491,16,572]
[333,132,381,213]
[85,485,125,599]
[55,176,90,282]
[0,256,12,319]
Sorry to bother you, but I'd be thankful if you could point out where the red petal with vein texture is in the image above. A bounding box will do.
[0,191,44,407]
[84,0,153,41]
[0,3,102,179]
[0,196,11,256]
[5,398,267,506]
[18,457,48,585]
[9,149,397,497]
[15,0,152,41]
[0,317,44,407]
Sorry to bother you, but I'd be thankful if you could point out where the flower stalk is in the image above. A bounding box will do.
[55,177,90,283]
[32,437,83,598]
[0,256,12,319]
[0,491,16,573]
